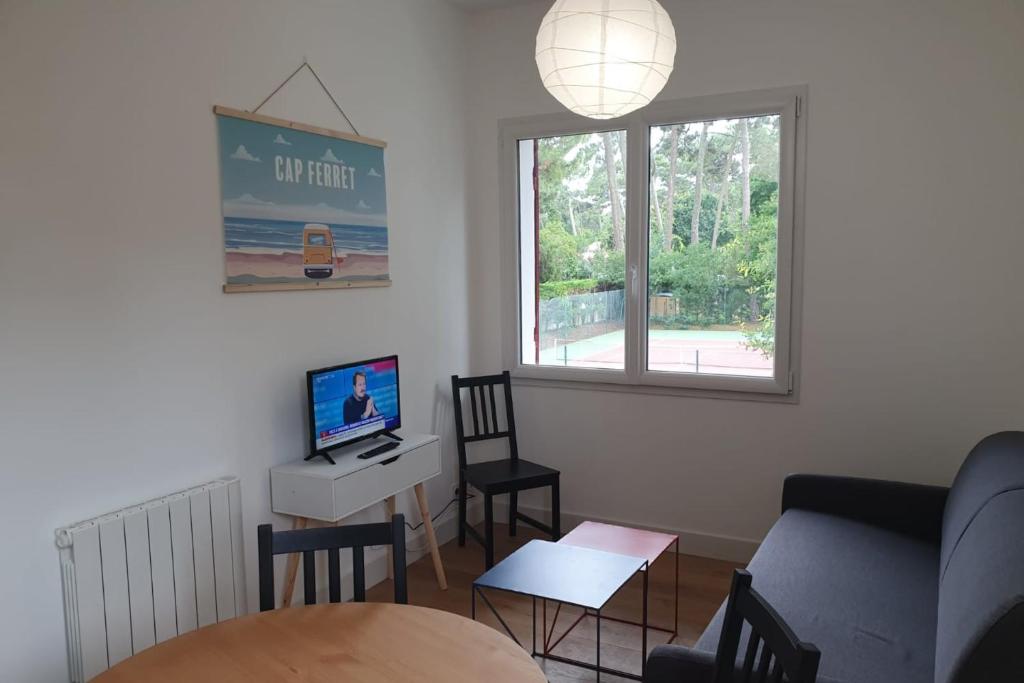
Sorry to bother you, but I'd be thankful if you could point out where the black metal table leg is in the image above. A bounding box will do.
[475,586,523,648]
[596,608,601,682]
[673,537,680,643]
[532,597,536,656]
[642,562,649,677]
[542,598,546,653]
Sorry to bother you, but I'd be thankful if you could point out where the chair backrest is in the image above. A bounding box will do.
[451,371,518,471]
[935,431,1024,683]
[713,570,820,683]
[257,515,407,611]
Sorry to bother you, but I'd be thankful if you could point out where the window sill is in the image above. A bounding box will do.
[509,368,799,404]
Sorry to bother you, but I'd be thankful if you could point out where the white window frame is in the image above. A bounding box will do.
[499,86,806,401]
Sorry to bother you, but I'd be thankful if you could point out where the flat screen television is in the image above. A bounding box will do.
[306,355,401,457]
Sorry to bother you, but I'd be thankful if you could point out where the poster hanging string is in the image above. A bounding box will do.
[252,61,362,137]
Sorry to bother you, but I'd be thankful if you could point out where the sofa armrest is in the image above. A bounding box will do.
[644,645,715,683]
[782,474,948,544]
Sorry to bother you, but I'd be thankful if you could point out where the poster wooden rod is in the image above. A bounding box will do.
[213,105,387,149]
[223,279,391,294]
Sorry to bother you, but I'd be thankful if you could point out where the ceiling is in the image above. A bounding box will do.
[447,0,543,10]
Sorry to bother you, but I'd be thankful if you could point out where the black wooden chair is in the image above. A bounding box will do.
[451,370,560,569]
[257,515,407,611]
[712,570,821,683]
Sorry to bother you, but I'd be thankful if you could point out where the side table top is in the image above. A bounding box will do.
[473,539,647,610]
[271,432,439,479]
[558,520,678,567]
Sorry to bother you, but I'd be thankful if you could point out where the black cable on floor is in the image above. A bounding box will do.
[405,492,475,531]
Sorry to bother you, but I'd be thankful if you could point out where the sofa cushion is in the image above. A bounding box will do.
[696,509,938,683]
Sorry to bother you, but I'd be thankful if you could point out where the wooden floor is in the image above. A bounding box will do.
[367,522,741,682]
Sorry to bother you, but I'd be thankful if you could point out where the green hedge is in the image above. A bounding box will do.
[539,278,598,300]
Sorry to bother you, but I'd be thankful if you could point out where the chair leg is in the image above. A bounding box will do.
[458,474,467,547]
[551,479,561,540]
[484,493,494,569]
[509,491,518,537]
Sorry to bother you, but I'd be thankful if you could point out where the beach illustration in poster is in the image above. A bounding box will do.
[215,109,389,289]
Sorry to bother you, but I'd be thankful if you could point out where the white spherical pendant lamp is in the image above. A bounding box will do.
[535,0,676,120]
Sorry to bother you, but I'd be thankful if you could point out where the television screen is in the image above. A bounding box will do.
[307,355,401,453]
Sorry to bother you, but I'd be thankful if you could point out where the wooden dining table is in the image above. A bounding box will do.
[94,602,547,682]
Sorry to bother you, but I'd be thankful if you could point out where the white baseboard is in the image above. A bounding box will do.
[492,500,759,564]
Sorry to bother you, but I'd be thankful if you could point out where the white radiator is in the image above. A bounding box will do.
[55,477,246,682]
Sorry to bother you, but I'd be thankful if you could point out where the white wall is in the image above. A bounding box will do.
[2,0,1023,677]
[465,0,1024,556]
[0,1,469,680]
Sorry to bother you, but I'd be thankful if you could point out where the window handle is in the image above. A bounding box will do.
[630,264,638,297]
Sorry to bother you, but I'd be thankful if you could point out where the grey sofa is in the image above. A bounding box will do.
[645,431,1024,683]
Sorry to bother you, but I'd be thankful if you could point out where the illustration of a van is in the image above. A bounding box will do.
[302,224,335,279]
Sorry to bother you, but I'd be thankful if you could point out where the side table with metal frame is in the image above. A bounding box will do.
[472,539,649,681]
[557,520,680,646]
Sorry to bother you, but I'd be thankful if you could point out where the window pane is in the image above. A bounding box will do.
[519,131,627,369]
[647,115,780,377]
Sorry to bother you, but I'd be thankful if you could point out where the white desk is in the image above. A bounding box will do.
[270,433,447,603]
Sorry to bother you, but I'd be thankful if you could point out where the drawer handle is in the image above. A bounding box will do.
[380,454,402,466]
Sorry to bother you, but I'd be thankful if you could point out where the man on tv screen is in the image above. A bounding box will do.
[343,371,381,425]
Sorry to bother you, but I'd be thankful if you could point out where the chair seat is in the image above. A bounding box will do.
[464,458,559,494]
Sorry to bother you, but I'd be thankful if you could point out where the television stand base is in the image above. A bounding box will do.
[304,450,337,465]
[381,431,403,442]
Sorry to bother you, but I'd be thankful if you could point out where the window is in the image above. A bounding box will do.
[647,115,779,378]
[517,131,627,370]
[501,88,804,397]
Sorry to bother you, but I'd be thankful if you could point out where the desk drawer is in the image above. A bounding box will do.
[332,463,383,520]
[375,440,441,499]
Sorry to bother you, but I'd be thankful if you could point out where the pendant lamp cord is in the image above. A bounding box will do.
[252,61,361,137]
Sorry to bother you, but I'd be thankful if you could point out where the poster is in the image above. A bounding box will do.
[214,107,390,292]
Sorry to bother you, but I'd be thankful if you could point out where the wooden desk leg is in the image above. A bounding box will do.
[280,516,309,608]
[414,482,448,590]
[385,496,396,580]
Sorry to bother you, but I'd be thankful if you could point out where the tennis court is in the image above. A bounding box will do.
[536,329,773,377]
